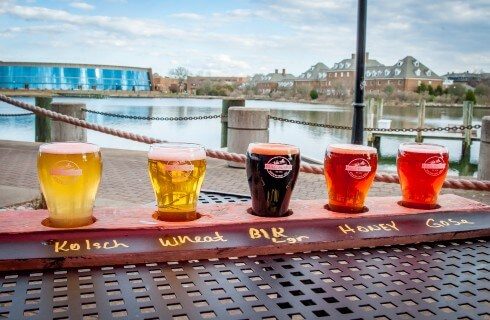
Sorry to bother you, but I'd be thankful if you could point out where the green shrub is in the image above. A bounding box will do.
[465,90,477,104]
[309,89,319,100]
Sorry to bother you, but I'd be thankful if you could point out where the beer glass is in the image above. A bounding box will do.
[397,142,449,209]
[324,144,377,213]
[246,143,300,217]
[38,142,102,228]
[148,143,206,221]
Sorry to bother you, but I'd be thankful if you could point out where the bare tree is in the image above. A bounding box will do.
[169,67,190,82]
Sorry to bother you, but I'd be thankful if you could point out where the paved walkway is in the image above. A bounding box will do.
[0,140,488,208]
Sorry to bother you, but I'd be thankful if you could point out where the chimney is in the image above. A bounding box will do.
[282,68,286,76]
[275,69,278,74]
[351,53,355,59]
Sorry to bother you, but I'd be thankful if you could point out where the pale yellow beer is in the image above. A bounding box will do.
[148,143,206,221]
[38,142,102,228]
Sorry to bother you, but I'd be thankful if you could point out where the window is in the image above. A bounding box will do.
[341,72,344,77]
[334,72,337,77]
[418,80,421,85]
[429,81,432,84]
[398,80,402,85]
[387,80,390,84]
[377,81,380,85]
[346,72,350,77]
[328,81,331,85]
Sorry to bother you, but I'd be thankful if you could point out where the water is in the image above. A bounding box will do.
[1,97,488,176]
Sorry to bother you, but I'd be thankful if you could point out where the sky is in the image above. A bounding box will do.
[0,0,489,77]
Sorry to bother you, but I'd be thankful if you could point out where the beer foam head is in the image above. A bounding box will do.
[39,142,100,154]
[328,144,377,155]
[148,143,206,161]
[399,143,448,154]
[248,143,300,156]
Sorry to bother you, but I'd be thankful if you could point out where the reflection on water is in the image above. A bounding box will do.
[0,97,488,176]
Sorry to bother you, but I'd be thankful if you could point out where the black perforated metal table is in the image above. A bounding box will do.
[0,192,488,320]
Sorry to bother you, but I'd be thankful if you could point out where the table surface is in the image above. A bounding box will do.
[0,191,488,320]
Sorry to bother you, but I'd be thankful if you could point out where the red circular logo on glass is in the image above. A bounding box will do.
[345,158,372,179]
[421,156,446,176]
[265,156,293,178]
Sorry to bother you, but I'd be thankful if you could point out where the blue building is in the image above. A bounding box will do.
[0,62,152,91]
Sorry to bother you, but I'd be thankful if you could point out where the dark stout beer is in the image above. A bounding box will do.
[397,143,448,209]
[324,144,377,213]
[246,143,300,217]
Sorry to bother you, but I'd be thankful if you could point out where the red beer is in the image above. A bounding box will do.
[397,143,449,209]
[324,144,377,213]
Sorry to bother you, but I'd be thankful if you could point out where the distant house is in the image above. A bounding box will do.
[256,69,296,94]
[326,53,384,95]
[443,71,490,87]
[294,62,329,92]
[364,56,443,93]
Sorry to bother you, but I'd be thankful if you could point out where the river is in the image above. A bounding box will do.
[1,97,488,176]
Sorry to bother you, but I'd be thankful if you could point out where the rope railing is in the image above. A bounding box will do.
[0,93,488,191]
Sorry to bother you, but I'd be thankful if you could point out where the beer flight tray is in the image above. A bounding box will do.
[0,194,488,271]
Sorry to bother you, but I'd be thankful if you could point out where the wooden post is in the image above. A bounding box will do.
[477,116,490,180]
[462,101,473,156]
[50,103,87,142]
[416,100,426,143]
[34,96,52,142]
[376,98,384,125]
[227,107,269,168]
[366,98,375,145]
[221,98,245,148]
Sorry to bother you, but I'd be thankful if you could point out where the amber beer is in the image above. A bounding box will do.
[246,143,300,217]
[37,142,102,228]
[324,144,377,213]
[397,143,449,209]
[148,143,206,221]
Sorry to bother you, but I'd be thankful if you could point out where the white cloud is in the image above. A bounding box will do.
[69,2,94,11]
[169,12,203,20]
[1,4,186,37]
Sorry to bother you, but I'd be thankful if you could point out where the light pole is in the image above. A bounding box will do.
[351,0,367,145]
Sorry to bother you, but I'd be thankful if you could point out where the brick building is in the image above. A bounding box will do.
[294,53,442,95]
[152,74,180,93]
[325,53,384,95]
[255,69,296,94]
[364,56,443,93]
[294,62,329,92]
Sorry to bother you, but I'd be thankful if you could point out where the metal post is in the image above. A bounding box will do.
[351,0,368,145]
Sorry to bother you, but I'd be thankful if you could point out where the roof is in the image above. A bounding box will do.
[365,56,441,80]
[330,55,384,71]
[255,71,296,83]
[297,62,329,81]
[0,61,151,72]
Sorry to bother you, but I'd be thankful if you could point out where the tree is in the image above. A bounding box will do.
[169,67,190,92]
[435,85,444,96]
[427,85,434,96]
[416,82,427,93]
[310,89,318,100]
[384,85,394,96]
[447,84,466,97]
[465,90,477,104]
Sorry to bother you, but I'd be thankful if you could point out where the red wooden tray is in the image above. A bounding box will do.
[0,194,488,271]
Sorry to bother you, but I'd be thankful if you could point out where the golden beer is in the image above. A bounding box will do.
[148,143,206,221]
[38,142,102,228]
